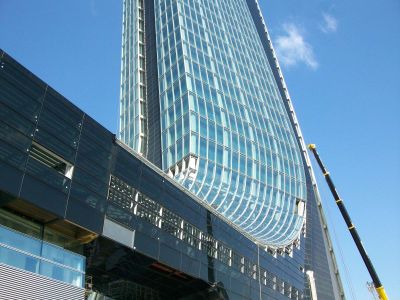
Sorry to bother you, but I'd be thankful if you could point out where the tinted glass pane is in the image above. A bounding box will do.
[163,181,190,214]
[42,242,85,271]
[0,140,28,170]
[0,79,42,122]
[106,203,134,229]
[0,225,41,255]
[0,102,36,136]
[0,58,46,105]
[181,253,201,277]
[159,242,181,270]
[0,122,32,152]
[34,128,76,162]
[0,159,24,196]
[40,260,84,287]
[69,181,105,211]
[139,166,163,200]
[75,155,109,182]
[113,148,141,187]
[0,246,39,273]
[76,138,112,176]
[43,89,84,126]
[66,196,104,234]
[134,230,159,260]
[72,166,108,197]
[37,110,80,149]
[81,116,113,151]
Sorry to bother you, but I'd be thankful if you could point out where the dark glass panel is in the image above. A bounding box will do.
[213,223,236,248]
[76,138,112,179]
[112,147,141,188]
[72,166,108,198]
[81,115,113,152]
[162,181,205,230]
[0,102,36,137]
[244,243,258,263]
[36,109,80,150]
[106,203,134,229]
[0,140,28,171]
[0,78,42,122]
[75,155,109,183]
[199,262,211,282]
[181,253,201,277]
[214,261,231,283]
[181,240,198,257]
[136,218,160,240]
[250,285,261,300]
[77,138,111,163]
[134,231,159,260]
[159,242,181,270]
[19,173,67,217]
[138,165,163,201]
[25,157,70,193]
[230,274,251,297]
[233,236,256,260]
[160,180,182,212]
[69,181,106,213]
[0,160,24,198]
[0,121,32,152]
[65,196,104,234]
[0,57,46,107]
[43,89,84,127]
[34,128,76,163]
[225,290,242,300]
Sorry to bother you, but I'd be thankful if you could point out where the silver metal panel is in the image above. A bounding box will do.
[103,217,135,249]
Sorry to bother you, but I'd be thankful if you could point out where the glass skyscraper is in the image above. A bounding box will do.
[119,0,344,298]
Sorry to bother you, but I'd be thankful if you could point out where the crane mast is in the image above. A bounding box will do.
[307,144,388,300]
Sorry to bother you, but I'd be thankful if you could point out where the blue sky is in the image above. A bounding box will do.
[1,1,399,299]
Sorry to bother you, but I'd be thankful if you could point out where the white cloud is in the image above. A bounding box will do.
[321,13,338,33]
[275,23,318,70]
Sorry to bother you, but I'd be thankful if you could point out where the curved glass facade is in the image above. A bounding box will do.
[120,0,307,247]
[154,0,306,247]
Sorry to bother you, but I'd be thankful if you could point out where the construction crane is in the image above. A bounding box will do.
[307,144,389,300]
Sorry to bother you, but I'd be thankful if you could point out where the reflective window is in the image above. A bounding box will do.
[152,0,307,247]
[0,224,85,288]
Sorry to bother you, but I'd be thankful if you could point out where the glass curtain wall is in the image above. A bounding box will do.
[154,0,306,247]
[120,0,148,155]
[0,210,85,288]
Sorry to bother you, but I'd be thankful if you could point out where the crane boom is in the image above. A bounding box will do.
[307,144,388,300]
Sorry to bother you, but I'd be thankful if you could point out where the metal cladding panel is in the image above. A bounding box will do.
[103,217,135,248]
[0,264,84,300]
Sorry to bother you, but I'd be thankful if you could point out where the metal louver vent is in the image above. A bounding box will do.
[29,142,74,179]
